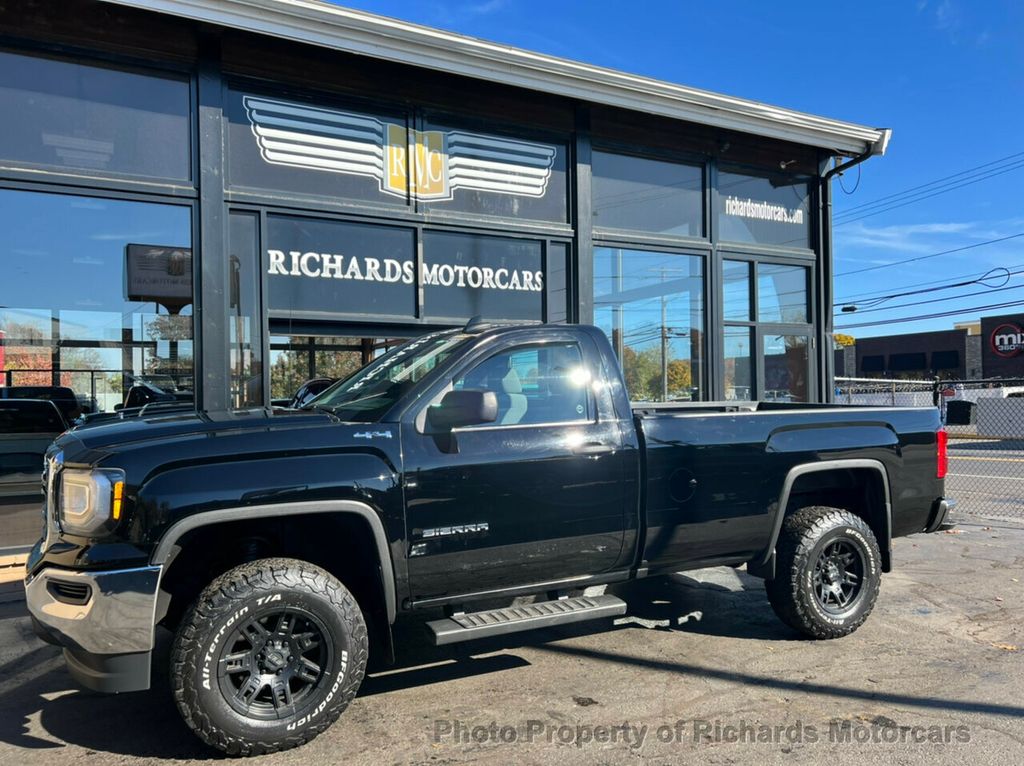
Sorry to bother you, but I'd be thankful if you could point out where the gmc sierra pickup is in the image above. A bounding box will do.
[25,321,951,755]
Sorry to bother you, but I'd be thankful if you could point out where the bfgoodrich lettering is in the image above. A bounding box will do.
[267,249,543,292]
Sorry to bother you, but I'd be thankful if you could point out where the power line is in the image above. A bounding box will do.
[832,281,1024,317]
[834,160,1024,227]
[834,150,1024,217]
[835,262,1024,302]
[835,298,1024,330]
[833,267,1019,309]
[835,232,1024,277]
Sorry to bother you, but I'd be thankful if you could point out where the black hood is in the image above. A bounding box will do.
[59,408,337,456]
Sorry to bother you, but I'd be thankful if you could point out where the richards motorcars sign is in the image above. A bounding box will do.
[243,96,557,203]
[265,215,545,322]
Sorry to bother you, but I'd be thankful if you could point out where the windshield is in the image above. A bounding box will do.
[307,331,470,422]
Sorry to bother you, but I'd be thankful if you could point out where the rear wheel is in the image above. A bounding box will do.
[765,506,881,639]
[171,558,368,756]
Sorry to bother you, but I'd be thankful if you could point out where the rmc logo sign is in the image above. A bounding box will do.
[990,322,1024,358]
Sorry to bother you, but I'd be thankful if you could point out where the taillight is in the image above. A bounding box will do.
[936,428,948,479]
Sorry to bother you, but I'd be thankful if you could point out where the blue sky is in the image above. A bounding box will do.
[335,0,1024,339]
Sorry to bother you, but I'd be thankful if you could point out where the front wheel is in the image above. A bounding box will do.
[171,558,368,756]
[765,506,881,639]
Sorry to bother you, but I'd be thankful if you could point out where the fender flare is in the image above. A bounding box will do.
[150,500,397,623]
[756,458,892,572]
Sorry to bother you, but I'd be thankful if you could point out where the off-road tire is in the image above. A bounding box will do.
[171,558,368,756]
[765,506,881,639]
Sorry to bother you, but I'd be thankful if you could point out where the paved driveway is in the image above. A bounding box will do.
[1,515,1021,765]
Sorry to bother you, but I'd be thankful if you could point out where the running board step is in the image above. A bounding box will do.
[427,594,627,645]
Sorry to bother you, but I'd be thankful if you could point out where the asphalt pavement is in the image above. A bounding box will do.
[1,514,1021,765]
[948,438,1024,521]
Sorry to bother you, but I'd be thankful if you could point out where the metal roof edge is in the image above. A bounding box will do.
[99,0,888,156]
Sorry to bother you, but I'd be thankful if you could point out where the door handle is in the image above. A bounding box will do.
[572,441,610,455]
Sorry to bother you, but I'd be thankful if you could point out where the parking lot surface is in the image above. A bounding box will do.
[1,513,1021,765]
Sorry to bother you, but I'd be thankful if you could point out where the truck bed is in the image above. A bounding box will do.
[631,400,943,573]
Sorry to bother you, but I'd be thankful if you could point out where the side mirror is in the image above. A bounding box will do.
[428,389,498,431]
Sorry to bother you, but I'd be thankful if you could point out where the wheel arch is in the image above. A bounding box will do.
[752,459,892,578]
[151,500,398,627]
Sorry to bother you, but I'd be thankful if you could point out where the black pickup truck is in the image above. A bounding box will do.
[25,322,951,755]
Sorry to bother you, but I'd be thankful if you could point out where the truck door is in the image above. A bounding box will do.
[400,330,629,602]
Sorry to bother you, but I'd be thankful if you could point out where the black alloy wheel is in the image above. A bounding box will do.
[218,607,333,720]
[811,539,865,614]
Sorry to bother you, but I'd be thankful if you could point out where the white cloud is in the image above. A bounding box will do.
[837,220,979,253]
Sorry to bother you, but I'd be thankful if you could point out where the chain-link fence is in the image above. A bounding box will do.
[833,377,936,407]
[835,377,1024,523]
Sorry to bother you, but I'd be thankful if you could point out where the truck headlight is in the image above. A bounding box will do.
[59,469,125,535]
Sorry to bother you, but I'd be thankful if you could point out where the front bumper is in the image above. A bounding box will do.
[25,565,161,693]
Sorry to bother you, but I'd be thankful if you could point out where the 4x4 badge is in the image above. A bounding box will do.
[353,430,393,440]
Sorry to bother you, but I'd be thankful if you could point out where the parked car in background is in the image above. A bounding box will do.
[0,399,68,550]
[288,377,339,409]
[0,385,81,423]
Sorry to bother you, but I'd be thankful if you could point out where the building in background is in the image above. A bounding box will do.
[834,312,1024,381]
[0,0,889,551]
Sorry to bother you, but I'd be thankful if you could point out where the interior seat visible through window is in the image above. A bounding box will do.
[453,342,591,427]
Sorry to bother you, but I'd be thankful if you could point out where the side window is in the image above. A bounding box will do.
[453,342,593,426]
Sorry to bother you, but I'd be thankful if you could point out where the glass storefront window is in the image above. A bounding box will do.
[0,189,193,413]
[763,333,810,402]
[269,335,404,402]
[592,151,703,237]
[717,169,811,249]
[228,212,265,408]
[724,327,754,401]
[0,190,192,553]
[723,260,752,321]
[0,50,191,180]
[758,263,809,323]
[546,241,570,324]
[722,259,813,401]
[594,247,704,402]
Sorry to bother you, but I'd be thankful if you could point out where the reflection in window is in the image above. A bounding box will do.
[718,169,811,249]
[763,334,809,402]
[0,191,192,553]
[592,151,702,237]
[723,260,752,321]
[724,327,754,401]
[228,213,264,408]
[269,335,404,402]
[0,189,192,414]
[546,242,570,324]
[594,247,704,402]
[0,50,191,180]
[758,263,808,323]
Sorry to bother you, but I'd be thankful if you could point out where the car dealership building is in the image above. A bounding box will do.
[0,0,888,549]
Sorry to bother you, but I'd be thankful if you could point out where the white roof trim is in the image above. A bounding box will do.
[100,0,888,156]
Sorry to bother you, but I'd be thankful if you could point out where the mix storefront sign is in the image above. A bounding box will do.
[990,322,1024,358]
